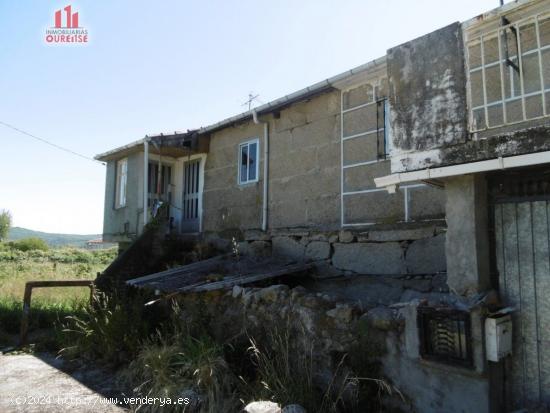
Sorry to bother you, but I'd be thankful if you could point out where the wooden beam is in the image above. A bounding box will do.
[19,280,94,347]
[181,263,313,292]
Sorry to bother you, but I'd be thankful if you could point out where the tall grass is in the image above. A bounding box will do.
[246,325,361,413]
[121,332,241,413]
[59,293,155,364]
[0,245,116,347]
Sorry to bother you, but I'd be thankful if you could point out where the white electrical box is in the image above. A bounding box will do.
[485,314,513,362]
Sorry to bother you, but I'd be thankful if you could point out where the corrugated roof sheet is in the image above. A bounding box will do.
[127,254,313,293]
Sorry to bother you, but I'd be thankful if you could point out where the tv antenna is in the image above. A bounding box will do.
[242,92,260,110]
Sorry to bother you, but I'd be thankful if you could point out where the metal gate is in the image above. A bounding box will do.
[181,158,201,233]
[494,199,550,410]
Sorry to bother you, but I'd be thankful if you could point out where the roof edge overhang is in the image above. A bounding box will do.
[375,150,550,192]
[94,131,200,162]
[94,138,146,162]
[198,56,386,135]
[95,56,387,161]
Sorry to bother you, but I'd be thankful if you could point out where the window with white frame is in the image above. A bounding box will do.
[467,12,550,131]
[238,139,259,184]
[340,80,435,226]
[115,158,128,209]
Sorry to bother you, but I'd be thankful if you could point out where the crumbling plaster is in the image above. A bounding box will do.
[387,22,469,174]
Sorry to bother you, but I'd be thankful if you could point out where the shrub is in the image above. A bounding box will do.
[12,237,49,252]
[122,332,240,413]
[59,293,154,364]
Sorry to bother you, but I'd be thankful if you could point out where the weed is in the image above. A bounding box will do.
[121,331,240,413]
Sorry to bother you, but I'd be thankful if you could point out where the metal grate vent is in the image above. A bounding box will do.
[417,306,473,367]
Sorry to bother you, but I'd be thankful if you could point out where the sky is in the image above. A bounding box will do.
[0,0,503,235]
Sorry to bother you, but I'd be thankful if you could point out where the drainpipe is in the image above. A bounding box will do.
[143,137,150,228]
[252,110,269,232]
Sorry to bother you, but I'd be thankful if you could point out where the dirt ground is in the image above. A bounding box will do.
[0,352,127,412]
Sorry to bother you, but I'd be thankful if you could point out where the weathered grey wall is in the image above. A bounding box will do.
[203,89,445,237]
[269,92,341,229]
[445,174,491,296]
[202,122,265,233]
[382,307,490,413]
[103,151,144,243]
[387,23,468,173]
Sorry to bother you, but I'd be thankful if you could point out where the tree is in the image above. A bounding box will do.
[0,209,11,241]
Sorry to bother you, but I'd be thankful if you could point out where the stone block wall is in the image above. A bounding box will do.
[175,281,489,413]
[203,222,448,309]
[207,222,447,276]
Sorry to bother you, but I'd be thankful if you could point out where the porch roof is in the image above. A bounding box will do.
[94,131,200,162]
[126,254,313,294]
[95,56,387,161]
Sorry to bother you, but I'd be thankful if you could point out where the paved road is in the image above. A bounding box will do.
[0,353,126,412]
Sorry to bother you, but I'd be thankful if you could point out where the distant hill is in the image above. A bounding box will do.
[7,227,101,248]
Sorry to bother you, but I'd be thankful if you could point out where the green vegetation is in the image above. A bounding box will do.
[121,332,240,413]
[9,237,49,252]
[59,293,154,365]
[0,243,117,347]
[8,227,104,248]
[56,297,387,413]
[0,210,11,241]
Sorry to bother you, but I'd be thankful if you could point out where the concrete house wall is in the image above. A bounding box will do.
[376,1,550,410]
[203,86,446,239]
[388,0,550,173]
[102,151,144,244]
[95,3,550,409]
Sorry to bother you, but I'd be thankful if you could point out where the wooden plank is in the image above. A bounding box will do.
[127,254,231,285]
[516,202,540,404]
[24,280,94,288]
[183,263,313,292]
[495,204,505,293]
[533,201,550,405]
[501,202,525,407]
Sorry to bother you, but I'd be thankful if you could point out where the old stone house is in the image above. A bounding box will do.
[96,0,550,411]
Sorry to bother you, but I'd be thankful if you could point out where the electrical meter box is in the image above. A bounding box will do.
[485,314,512,362]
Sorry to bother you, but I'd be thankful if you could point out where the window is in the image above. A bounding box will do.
[417,306,473,367]
[340,81,426,226]
[238,139,259,184]
[115,158,127,209]
[467,13,550,131]
[148,162,172,206]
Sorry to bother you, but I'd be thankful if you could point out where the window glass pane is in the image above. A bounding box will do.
[502,28,518,59]
[342,84,374,110]
[546,91,550,115]
[542,49,550,89]
[472,108,486,130]
[539,17,550,47]
[240,145,248,183]
[468,42,482,69]
[520,22,538,53]
[503,60,521,98]
[485,65,502,103]
[483,36,499,65]
[523,53,542,94]
[470,70,484,107]
[505,98,523,123]
[525,93,543,119]
[343,104,378,136]
[487,104,504,127]
[248,142,257,181]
